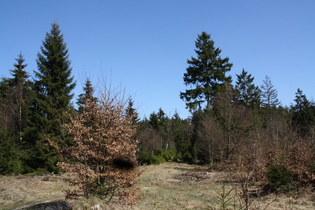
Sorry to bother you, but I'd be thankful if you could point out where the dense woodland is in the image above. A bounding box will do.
[1,23,315,196]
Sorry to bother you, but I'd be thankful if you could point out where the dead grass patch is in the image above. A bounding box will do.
[0,175,73,209]
[1,162,314,209]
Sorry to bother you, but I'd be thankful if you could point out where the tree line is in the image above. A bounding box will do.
[1,24,314,193]
[1,22,76,174]
[0,22,141,201]
[137,32,315,191]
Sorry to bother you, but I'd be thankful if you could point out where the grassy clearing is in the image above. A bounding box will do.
[0,175,70,209]
[0,162,314,209]
[135,163,315,209]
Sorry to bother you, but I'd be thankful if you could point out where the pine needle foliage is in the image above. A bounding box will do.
[180,32,232,111]
[26,22,76,171]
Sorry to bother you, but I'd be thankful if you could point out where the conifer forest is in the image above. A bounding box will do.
[1,22,315,206]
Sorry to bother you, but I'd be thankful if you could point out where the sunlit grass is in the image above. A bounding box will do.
[1,162,314,209]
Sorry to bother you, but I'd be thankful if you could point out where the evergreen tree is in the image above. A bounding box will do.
[26,22,76,172]
[0,53,29,174]
[76,78,97,113]
[260,76,282,142]
[171,112,192,160]
[260,75,280,109]
[125,97,139,124]
[8,53,30,140]
[9,53,28,86]
[291,88,315,136]
[149,112,159,129]
[235,69,261,108]
[0,77,12,134]
[190,109,205,162]
[180,32,232,111]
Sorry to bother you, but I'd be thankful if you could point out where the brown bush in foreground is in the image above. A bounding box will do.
[56,91,141,204]
[266,139,315,188]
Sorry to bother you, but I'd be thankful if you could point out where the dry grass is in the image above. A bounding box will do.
[1,162,315,209]
[0,175,71,209]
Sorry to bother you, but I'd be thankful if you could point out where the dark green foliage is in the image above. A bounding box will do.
[182,151,194,163]
[9,53,30,136]
[26,22,76,172]
[9,52,28,87]
[180,32,232,111]
[235,69,261,108]
[137,109,193,164]
[265,164,293,193]
[149,108,167,130]
[138,151,166,165]
[149,108,169,151]
[160,149,177,161]
[76,78,97,113]
[125,97,139,124]
[148,112,159,129]
[0,131,24,174]
[291,88,315,137]
[171,112,192,160]
[0,53,29,138]
[0,53,30,174]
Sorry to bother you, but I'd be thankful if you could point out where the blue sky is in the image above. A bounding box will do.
[1,1,314,119]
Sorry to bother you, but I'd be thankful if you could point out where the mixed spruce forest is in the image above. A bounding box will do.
[1,22,315,204]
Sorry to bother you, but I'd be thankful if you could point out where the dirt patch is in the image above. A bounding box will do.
[175,172,212,181]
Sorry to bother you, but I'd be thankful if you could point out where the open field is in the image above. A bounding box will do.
[0,162,314,209]
[0,175,68,209]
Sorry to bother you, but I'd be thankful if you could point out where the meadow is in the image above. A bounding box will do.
[0,162,314,209]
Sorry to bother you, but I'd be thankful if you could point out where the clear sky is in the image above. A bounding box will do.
[1,1,314,119]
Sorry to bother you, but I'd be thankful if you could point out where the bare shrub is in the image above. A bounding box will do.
[266,139,315,190]
[56,90,141,204]
[138,127,162,155]
[196,115,223,165]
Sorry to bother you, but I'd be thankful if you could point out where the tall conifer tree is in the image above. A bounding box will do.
[180,32,232,111]
[9,53,29,140]
[235,69,261,108]
[125,97,139,124]
[26,22,76,171]
[291,89,315,136]
[0,53,29,174]
[260,76,280,109]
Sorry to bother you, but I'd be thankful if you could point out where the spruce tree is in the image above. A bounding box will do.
[180,32,232,111]
[260,76,281,141]
[0,53,29,174]
[9,53,29,140]
[235,69,261,108]
[26,22,76,172]
[171,112,192,160]
[125,97,139,124]
[76,78,97,113]
[291,89,315,137]
[260,75,280,109]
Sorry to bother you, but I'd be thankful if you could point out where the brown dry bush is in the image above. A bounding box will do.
[56,91,141,204]
[266,139,315,189]
[232,131,314,194]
